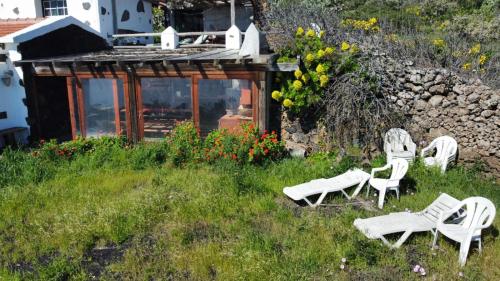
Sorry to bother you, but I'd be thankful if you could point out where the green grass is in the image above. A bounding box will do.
[0,148,499,280]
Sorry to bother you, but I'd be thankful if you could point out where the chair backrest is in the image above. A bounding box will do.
[431,136,457,164]
[384,128,413,153]
[460,197,496,232]
[422,193,461,223]
[389,158,409,181]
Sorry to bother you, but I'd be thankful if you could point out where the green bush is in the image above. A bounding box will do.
[165,121,203,166]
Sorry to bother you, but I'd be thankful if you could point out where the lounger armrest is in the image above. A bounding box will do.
[370,164,392,178]
[437,203,465,228]
[420,143,434,158]
[408,141,417,156]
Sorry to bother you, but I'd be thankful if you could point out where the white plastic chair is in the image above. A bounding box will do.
[421,136,457,173]
[432,197,496,266]
[384,128,416,163]
[367,158,409,209]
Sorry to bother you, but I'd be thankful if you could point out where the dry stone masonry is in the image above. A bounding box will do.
[281,52,499,174]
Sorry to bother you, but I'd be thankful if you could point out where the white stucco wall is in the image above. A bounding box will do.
[1,1,153,41]
[0,43,29,142]
[0,0,43,19]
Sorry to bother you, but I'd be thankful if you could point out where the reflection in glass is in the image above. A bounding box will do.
[141,78,192,139]
[198,79,253,136]
[82,79,126,137]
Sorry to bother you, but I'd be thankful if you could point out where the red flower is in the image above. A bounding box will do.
[232,154,237,160]
[264,149,269,155]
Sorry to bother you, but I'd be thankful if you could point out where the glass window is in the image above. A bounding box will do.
[198,79,253,136]
[42,0,68,17]
[81,79,126,137]
[140,78,192,139]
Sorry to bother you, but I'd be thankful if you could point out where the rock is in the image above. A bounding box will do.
[421,92,432,100]
[428,109,440,118]
[481,110,494,118]
[434,74,444,84]
[442,99,452,108]
[429,95,444,107]
[398,91,414,99]
[423,72,436,83]
[415,100,428,111]
[452,85,464,95]
[424,82,434,90]
[429,84,446,95]
[291,133,306,143]
[467,93,480,103]
[409,74,421,84]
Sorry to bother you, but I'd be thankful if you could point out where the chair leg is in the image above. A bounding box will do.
[459,241,471,267]
[366,185,370,198]
[378,189,386,209]
[478,238,482,253]
[395,187,400,200]
[432,231,439,248]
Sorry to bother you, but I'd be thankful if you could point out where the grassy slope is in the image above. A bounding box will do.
[0,154,499,280]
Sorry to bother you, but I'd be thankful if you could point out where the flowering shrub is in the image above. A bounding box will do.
[341,18,380,32]
[165,121,202,166]
[274,27,360,113]
[204,123,285,164]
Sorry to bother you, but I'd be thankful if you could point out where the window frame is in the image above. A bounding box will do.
[135,72,260,139]
[41,0,68,17]
[66,73,132,139]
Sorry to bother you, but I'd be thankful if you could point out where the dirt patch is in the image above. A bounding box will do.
[81,240,132,279]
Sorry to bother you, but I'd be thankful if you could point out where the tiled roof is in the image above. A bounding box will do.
[0,18,45,37]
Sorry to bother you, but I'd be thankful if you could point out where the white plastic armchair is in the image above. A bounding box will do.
[421,136,457,173]
[367,158,409,209]
[432,197,496,267]
[384,128,416,163]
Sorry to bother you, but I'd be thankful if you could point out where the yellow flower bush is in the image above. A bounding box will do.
[469,43,481,55]
[283,99,293,108]
[294,69,303,79]
[462,63,471,70]
[479,54,487,65]
[342,18,380,32]
[432,38,446,48]
[341,42,350,51]
[293,80,303,91]
[349,44,359,54]
[316,64,326,74]
[306,29,316,38]
[272,90,282,101]
[301,73,310,83]
[275,28,358,113]
[305,53,315,63]
[320,75,329,87]
[296,27,304,36]
[317,49,325,59]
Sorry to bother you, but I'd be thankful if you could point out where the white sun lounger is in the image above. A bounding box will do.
[353,193,461,248]
[283,169,371,207]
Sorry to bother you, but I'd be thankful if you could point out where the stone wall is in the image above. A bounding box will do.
[281,52,500,174]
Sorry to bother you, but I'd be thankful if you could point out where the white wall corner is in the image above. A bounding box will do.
[225,25,242,50]
[161,26,178,50]
[239,23,260,58]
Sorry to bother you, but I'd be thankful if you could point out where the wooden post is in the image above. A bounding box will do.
[231,0,235,26]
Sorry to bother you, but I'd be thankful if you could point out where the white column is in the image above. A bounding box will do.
[161,26,178,50]
[225,25,241,50]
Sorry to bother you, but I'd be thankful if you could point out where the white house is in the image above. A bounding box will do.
[0,0,155,147]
